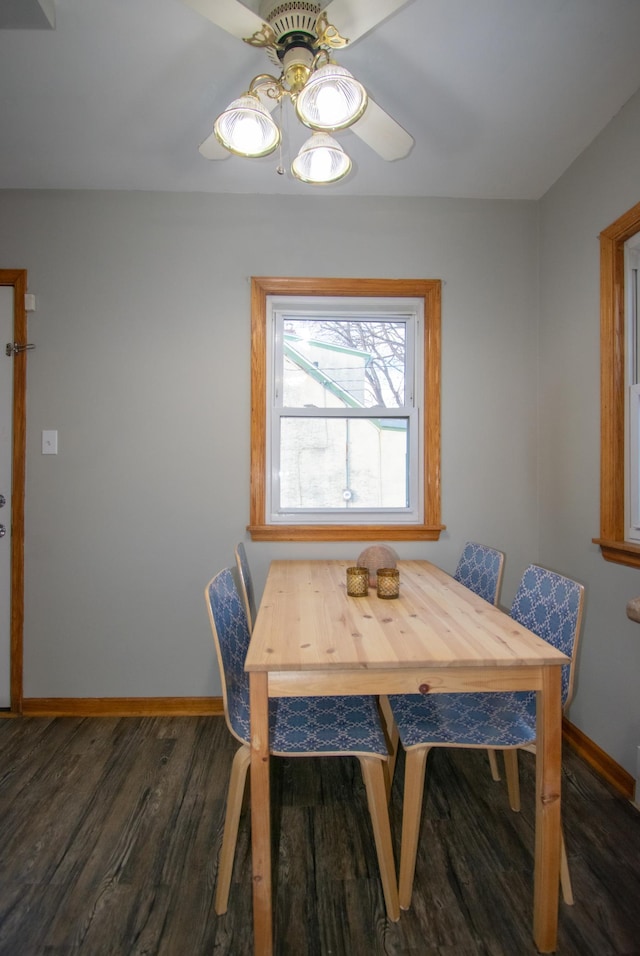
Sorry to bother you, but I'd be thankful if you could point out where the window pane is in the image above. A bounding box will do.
[279,416,408,509]
[630,384,640,537]
[633,263,639,384]
[635,401,640,528]
[282,318,406,408]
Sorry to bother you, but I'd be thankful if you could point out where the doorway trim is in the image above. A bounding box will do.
[0,269,26,713]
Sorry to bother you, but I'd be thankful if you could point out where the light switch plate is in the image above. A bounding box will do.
[42,430,58,455]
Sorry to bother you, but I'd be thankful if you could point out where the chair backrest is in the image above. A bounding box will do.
[235,542,256,632]
[510,564,585,708]
[205,568,251,746]
[454,541,505,606]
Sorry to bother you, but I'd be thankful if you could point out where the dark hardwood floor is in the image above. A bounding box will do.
[0,716,638,955]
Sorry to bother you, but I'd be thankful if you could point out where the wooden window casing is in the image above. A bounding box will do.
[248,277,444,542]
[594,200,640,567]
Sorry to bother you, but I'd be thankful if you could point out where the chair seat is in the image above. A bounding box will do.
[230,693,389,756]
[388,691,537,749]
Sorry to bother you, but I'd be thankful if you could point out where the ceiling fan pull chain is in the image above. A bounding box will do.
[276,98,285,175]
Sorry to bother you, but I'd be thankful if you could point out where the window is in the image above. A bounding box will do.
[626,232,640,542]
[248,277,443,541]
[595,200,640,567]
[271,302,420,523]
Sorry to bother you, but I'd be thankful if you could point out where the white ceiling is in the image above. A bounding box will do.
[1,0,640,200]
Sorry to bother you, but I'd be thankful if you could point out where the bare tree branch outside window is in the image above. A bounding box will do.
[284,318,406,408]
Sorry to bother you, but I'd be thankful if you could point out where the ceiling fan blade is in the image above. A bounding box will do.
[319,0,411,45]
[351,98,413,161]
[198,131,231,160]
[181,0,266,41]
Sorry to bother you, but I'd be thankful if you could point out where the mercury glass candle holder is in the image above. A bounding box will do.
[377,567,400,599]
[346,566,369,597]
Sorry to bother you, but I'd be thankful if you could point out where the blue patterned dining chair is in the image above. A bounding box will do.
[379,542,505,796]
[454,540,505,606]
[388,564,585,910]
[234,541,257,631]
[205,568,399,921]
[454,541,505,781]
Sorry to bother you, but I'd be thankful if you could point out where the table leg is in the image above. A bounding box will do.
[249,671,272,956]
[533,665,562,952]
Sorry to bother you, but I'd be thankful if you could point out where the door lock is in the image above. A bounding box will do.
[0,525,6,538]
[0,494,5,508]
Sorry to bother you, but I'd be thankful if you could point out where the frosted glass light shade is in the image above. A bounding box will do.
[295,63,368,132]
[214,93,280,157]
[291,133,352,185]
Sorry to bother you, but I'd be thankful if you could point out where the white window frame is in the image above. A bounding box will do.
[625,232,640,540]
[266,295,424,526]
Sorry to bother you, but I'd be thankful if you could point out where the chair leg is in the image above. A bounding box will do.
[398,745,431,911]
[487,748,501,781]
[560,827,574,905]
[503,748,521,812]
[377,695,400,801]
[215,743,251,915]
[358,755,400,922]
[504,744,574,904]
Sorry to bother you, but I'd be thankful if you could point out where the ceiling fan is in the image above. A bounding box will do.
[181,0,414,184]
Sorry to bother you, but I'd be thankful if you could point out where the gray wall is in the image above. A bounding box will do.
[4,76,640,777]
[0,191,539,699]
[538,86,640,777]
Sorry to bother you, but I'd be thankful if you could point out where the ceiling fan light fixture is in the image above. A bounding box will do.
[214,92,280,158]
[295,63,368,132]
[291,132,352,185]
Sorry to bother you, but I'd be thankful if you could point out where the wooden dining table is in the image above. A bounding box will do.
[245,558,569,955]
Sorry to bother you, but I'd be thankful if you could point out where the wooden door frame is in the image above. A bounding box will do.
[0,269,26,713]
